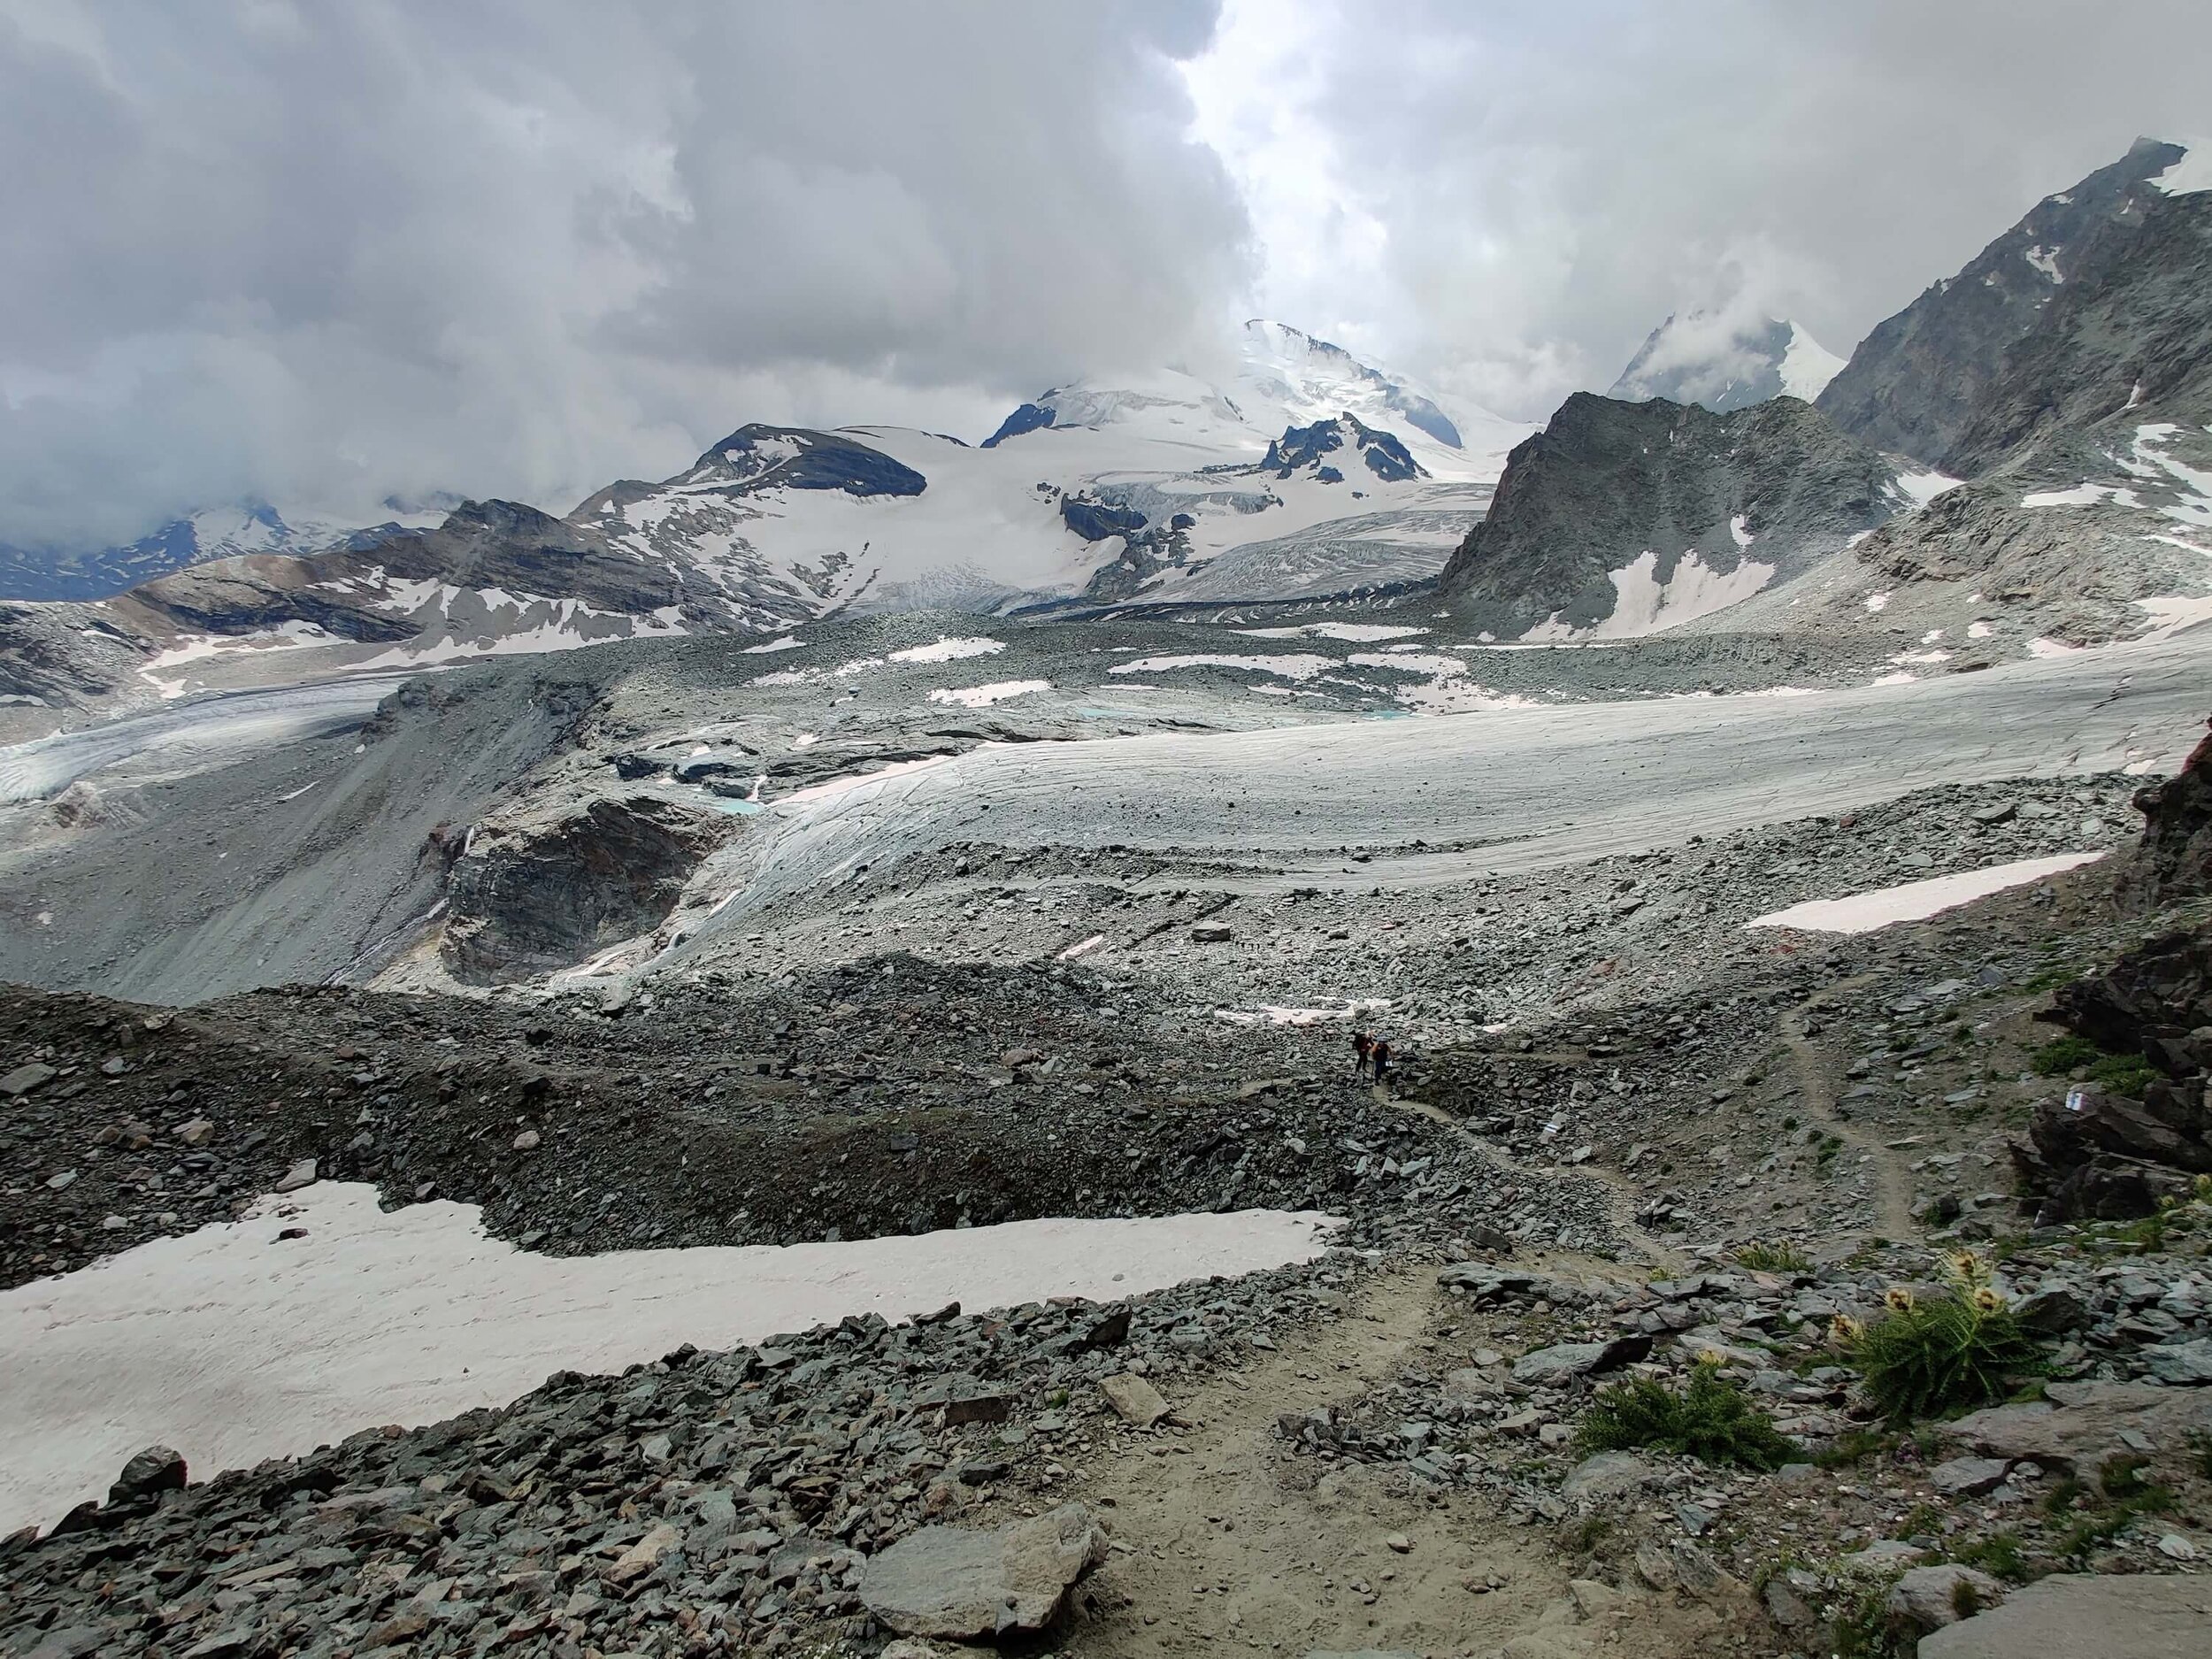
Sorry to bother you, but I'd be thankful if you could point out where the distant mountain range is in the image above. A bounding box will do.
[0,323,1532,711]
[0,501,457,603]
[5,139,2208,719]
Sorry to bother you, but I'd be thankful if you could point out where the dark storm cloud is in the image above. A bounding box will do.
[0,0,1244,549]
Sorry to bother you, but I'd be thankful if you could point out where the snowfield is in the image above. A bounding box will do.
[0,1183,1335,1534]
[1743,852,2108,933]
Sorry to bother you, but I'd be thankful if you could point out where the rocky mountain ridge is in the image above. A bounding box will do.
[1816,136,2191,467]
[0,501,451,604]
[1434,393,1905,640]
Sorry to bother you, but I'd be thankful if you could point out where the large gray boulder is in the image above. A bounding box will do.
[860,1502,1110,1640]
[1886,1563,2003,1635]
[1938,1381,2212,1472]
[1511,1334,1652,1386]
[1560,1451,1657,1502]
[1917,1571,2211,1657]
[107,1445,187,1507]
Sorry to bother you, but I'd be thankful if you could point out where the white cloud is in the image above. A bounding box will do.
[1180,0,2212,421]
[0,0,1246,549]
[2,0,2208,553]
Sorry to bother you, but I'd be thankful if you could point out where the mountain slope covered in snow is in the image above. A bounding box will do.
[1608,313,1845,413]
[0,325,1533,711]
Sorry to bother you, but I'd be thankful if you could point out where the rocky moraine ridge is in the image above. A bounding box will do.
[4,728,2212,1658]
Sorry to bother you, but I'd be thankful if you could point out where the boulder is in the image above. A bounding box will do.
[605,1521,680,1585]
[1918,1571,2211,1657]
[1560,1451,1657,1502]
[22,1628,106,1658]
[860,1502,1110,1639]
[2121,716,2212,908]
[1511,1334,1652,1385]
[0,1062,58,1098]
[1939,1383,2212,1472]
[107,1446,187,1507]
[2050,926,2212,1061]
[943,1392,1012,1425]
[1885,1563,2003,1633]
[1929,1455,2011,1497]
[1100,1373,1169,1427]
[1438,1263,1586,1303]
[2143,1338,2212,1385]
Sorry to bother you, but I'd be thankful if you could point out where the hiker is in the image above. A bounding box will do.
[1351,1030,1372,1079]
[1371,1036,1393,1085]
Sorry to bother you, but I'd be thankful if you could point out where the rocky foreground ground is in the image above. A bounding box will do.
[3,726,2210,1656]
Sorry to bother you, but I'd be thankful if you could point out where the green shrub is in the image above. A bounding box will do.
[1850,1265,2046,1424]
[1735,1240,1814,1273]
[2030,1036,2099,1076]
[2098,1452,2157,1501]
[1576,1362,1797,1471]
[1950,1529,2029,1582]
[2084,1053,2159,1098]
[1897,1501,1945,1538]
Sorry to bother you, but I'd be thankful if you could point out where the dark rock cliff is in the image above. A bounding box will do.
[1816,138,2186,466]
[1435,393,1895,638]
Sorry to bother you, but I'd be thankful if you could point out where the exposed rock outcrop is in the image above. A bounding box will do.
[2026,885,2212,1221]
[1261,414,1423,483]
[1435,393,1895,639]
[2122,717,2212,909]
[1945,179,2212,477]
[441,791,736,982]
[1843,476,2212,647]
[1916,1570,2212,1658]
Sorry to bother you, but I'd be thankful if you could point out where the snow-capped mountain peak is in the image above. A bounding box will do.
[2147,135,2212,197]
[1235,319,1468,449]
[1261,414,1425,483]
[1609,311,1845,413]
[681,425,928,498]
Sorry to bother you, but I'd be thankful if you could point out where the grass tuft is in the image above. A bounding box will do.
[2030,1035,2099,1076]
[1735,1240,1814,1273]
[1576,1361,1797,1471]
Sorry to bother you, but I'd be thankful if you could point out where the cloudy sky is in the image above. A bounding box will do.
[2,0,2205,552]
